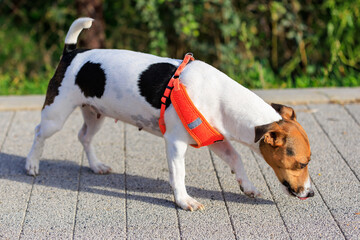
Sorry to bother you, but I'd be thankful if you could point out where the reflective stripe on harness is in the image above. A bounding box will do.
[158,53,224,148]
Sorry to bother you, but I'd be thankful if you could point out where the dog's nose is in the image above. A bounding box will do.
[307,189,315,198]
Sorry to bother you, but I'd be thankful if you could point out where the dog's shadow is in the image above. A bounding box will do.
[0,152,274,209]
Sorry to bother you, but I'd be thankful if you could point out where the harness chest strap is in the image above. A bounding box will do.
[158,53,224,148]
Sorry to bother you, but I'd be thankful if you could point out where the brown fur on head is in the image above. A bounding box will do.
[255,103,314,199]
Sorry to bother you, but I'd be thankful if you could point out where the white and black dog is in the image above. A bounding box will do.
[26,18,314,211]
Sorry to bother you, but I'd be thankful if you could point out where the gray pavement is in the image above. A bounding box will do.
[0,88,359,239]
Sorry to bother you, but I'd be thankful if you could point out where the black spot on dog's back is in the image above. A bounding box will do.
[138,63,177,109]
[75,61,106,98]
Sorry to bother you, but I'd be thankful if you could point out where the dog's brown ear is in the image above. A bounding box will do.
[271,103,296,121]
[255,122,286,147]
[263,129,286,147]
[255,123,271,142]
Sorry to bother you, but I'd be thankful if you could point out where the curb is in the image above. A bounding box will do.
[0,87,359,111]
[0,95,44,111]
[253,87,360,105]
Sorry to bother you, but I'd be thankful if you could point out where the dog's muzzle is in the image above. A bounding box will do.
[282,180,315,200]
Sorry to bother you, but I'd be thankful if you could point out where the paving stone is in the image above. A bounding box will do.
[73,118,126,239]
[0,111,39,239]
[176,146,235,240]
[211,143,290,239]
[0,111,13,148]
[0,111,40,176]
[19,110,82,239]
[299,105,360,239]
[125,124,180,240]
[346,104,360,125]
[0,176,33,239]
[309,104,360,180]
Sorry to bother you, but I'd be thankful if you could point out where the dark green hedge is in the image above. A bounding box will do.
[1,0,359,94]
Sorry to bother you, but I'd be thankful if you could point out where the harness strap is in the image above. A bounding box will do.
[159,53,194,134]
[158,53,224,148]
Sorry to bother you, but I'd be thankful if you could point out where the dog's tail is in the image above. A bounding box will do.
[63,17,94,54]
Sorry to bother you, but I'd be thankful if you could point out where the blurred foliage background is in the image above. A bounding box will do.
[0,0,359,95]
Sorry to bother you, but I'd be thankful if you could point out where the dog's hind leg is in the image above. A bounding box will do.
[209,140,261,198]
[78,105,111,174]
[26,100,76,176]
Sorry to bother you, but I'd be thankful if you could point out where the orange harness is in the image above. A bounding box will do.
[158,53,224,148]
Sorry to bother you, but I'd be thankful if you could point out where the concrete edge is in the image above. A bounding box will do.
[0,87,359,111]
[254,87,360,105]
[0,95,45,111]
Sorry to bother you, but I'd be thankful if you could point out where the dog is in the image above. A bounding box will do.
[26,18,314,211]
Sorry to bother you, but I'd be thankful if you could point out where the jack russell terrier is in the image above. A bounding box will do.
[26,18,314,211]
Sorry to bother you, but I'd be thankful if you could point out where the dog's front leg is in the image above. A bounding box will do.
[209,140,261,198]
[165,138,204,211]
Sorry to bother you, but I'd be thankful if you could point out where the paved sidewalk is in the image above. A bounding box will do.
[0,87,360,111]
[0,88,359,239]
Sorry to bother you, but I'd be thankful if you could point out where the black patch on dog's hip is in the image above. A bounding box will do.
[75,61,107,98]
[43,49,89,109]
[138,62,177,109]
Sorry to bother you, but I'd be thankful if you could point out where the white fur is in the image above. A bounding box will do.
[297,177,312,198]
[65,17,94,44]
[280,176,313,199]
[26,18,283,210]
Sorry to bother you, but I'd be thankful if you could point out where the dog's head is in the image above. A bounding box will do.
[255,104,314,200]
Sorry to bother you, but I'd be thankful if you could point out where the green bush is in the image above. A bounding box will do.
[0,0,359,95]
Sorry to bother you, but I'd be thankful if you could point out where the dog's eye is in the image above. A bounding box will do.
[300,163,307,169]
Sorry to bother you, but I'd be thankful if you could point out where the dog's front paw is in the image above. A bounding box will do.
[90,162,112,174]
[25,158,39,176]
[176,196,205,211]
[238,179,261,198]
